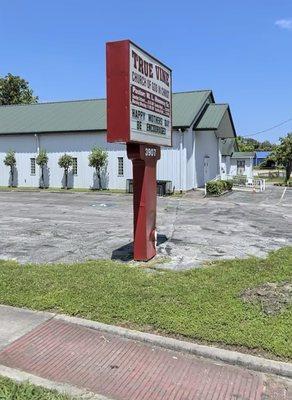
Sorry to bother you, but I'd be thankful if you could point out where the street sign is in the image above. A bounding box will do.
[106,40,172,147]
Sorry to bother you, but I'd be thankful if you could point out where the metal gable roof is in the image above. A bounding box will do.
[194,104,229,130]
[0,90,212,135]
[0,99,106,135]
[232,152,255,159]
[172,90,212,128]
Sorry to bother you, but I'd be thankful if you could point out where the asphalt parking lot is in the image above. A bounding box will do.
[0,186,291,269]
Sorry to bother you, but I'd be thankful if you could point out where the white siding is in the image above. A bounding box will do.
[0,130,190,190]
[185,128,196,190]
[157,131,185,191]
[195,130,220,187]
[38,131,131,189]
[0,134,39,187]
[220,155,231,179]
[230,158,253,179]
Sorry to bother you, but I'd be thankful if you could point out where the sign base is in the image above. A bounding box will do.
[127,143,161,261]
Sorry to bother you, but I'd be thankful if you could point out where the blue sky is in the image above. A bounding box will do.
[0,0,291,142]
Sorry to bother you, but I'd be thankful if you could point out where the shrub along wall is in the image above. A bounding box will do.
[274,181,292,187]
[206,180,233,196]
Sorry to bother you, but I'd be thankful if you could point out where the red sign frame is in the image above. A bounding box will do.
[106,40,172,147]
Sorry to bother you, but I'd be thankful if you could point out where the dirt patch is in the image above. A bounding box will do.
[241,282,292,315]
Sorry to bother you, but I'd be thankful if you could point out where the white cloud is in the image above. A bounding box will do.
[275,19,292,30]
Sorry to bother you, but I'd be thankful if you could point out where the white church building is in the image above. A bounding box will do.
[0,90,237,191]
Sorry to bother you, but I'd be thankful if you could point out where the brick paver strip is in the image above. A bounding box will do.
[0,319,289,399]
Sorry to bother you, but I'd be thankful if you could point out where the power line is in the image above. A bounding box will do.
[240,117,292,138]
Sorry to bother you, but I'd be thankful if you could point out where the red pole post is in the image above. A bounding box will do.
[127,143,161,261]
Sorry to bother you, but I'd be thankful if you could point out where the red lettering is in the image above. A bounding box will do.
[132,51,139,70]
[149,64,153,78]
[155,66,169,87]
[138,57,144,73]
[131,50,154,79]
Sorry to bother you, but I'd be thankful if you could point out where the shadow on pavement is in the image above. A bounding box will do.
[111,234,168,262]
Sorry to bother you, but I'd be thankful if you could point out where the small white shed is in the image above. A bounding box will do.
[229,152,255,179]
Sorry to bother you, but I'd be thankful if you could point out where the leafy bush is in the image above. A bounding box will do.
[206,180,233,196]
[225,180,233,191]
[88,146,108,189]
[36,149,48,188]
[58,154,73,189]
[3,150,17,187]
[233,175,247,186]
[274,181,292,187]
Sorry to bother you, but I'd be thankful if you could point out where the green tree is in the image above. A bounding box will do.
[58,154,73,189]
[271,133,292,184]
[258,140,276,151]
[36,149,48,188]
[88,146,108,189]
[0,73,38,105]
[236,136,258,152]
[3,150,16,187]
[237,136,276,152]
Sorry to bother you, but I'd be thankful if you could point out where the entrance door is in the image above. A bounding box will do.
[237,160,245,175]
[203,156,210,183]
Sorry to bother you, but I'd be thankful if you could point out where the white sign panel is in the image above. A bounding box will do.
[129,43,172,146]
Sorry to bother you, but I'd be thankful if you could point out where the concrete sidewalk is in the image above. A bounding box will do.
[0,305,291,400]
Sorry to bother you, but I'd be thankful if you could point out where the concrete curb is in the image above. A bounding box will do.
[55,314,292,379]
[0,365,112,399]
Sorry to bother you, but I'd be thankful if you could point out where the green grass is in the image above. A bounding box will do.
[264,177,285,183]
[0,377,72,399]
[0,248,291,360]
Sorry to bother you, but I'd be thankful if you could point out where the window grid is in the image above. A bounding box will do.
[30,158,36,175]
[118,157,124,176]
[237,160,245,169]
[72,158,78,175]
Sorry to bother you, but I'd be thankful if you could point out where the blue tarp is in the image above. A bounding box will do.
[254,151,271,165]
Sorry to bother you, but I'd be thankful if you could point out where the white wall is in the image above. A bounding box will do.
[0,132,129,189]
[0,134,39,187]
[185,128,196,190]
[230,158,253,179]
[195,130,220,187]
[220,155,231,179]
[0,130,189,190]
[157,131,185,191]
[38,131,130,190]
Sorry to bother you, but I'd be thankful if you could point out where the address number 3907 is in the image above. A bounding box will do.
[145,148,157,157]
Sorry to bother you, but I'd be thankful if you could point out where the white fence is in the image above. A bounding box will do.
[226,175,266,192]
[205,175,266,196]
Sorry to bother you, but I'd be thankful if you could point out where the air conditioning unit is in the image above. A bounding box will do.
[165,180,173,195]
[126,179,133,193]
[126,179,173,196]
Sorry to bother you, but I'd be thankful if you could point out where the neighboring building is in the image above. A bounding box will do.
[253,151,271,166]
[194,103,237,186]
[0,90,237,191]
[216,137,238,180]
[230,152,255,179]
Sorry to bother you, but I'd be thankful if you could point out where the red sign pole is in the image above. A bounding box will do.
[127,143,161,261]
